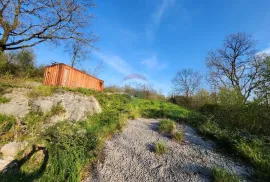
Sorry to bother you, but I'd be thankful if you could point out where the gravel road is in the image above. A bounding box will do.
[86,118,251,182]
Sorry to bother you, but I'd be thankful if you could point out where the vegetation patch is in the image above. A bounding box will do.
[154,141,167,155]
[0,96,11,104]
[158,119,176,135]
[212,168,241,182]
[0,114,16,145]
[28,85,57,98]
[172,130,183,143]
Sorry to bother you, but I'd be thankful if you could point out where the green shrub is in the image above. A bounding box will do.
[212,168,241,182]
[0,96,10,104]
[158,119,176,135]
[154,141,167,155]
[172,130,183,143]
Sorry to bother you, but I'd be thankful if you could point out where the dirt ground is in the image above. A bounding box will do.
[86,118,251,182]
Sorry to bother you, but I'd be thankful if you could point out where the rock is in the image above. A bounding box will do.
[0,159,10,171]
[31,91,102,122]
[1,141,28,160]
[0,88,31,118]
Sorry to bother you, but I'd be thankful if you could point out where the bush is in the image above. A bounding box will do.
[154,141,167,155]
[172,130,183,143]
[158,119,176,135]
[212,168,241,182]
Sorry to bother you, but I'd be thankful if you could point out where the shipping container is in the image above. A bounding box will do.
[43,63,104,91]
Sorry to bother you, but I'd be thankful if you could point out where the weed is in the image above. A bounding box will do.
[154,141,167,155]
[158,119,176,135]
[50,103,65,116]
[212,168,241,182]
[172,130,183,143]
[0,96,11,104]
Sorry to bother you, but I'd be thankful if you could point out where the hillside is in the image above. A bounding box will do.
[0,78,268,182]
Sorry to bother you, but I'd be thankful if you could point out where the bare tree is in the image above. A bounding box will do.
[65,40,89,68]
[81,60,104,77]
[172,69,202,97]
[0,0,98,52]
[92,60,104,77]
[207,32,263,103]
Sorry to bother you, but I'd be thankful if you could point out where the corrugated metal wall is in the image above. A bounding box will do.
[43,63,104,91]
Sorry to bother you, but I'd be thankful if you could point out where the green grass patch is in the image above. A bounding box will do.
[212,168,241,182]
[154,141,167,155]
[158,119,176,135]
[0,96,10,104]
[28,85,57,98]
[0,114,16,144]
[172,130,183,143]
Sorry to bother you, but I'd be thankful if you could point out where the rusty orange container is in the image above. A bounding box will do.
[43,63,104,91]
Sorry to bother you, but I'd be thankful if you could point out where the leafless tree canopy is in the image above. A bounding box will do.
[0,0,98,52]
[172,68,202,97]
[65,41,90,68]
[207,32,263,102]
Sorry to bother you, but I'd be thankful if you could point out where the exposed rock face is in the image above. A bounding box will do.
[0,88,102,123]
[30,92,102,122]
[0,88,31,118]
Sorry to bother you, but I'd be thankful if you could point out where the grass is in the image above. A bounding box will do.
[2,85,268,181]
[0,114,16,145]
[172,130,183,143]
[158,119,176,135]
[50,103,65,116]
[212,168,241,182]
[186,113,270,181]
[154,141,167,155]
[28,85,57,98]
[0,96,11,104]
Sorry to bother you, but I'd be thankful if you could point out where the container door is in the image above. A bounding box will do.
[62,68,70,86]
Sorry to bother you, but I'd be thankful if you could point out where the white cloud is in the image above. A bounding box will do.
[141,55,167,69]
[146,0,175,41]
[94,52,134,75]
[258,47,270,55]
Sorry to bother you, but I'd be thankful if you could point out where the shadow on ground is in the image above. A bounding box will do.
[0,145,48,182]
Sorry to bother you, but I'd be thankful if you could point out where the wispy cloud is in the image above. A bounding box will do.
[141,55,167,69]
[94,52,134,75]
[259,47,270,54]
[146,0,175,41]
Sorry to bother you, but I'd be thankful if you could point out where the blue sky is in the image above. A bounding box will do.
[34,0,270,95]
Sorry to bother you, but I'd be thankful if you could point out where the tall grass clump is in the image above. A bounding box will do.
[154,141,167,155]
[158,119,176,135]
[212,168,241,182]
[172,130,183,143]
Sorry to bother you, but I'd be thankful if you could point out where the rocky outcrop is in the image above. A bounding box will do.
[0,89,102,123]
[0,88,31,118]
[30,92,102,122]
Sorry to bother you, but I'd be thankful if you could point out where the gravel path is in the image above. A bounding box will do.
[86,118,251,182]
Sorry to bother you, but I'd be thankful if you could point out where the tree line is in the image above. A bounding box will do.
[171,32,270,108]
